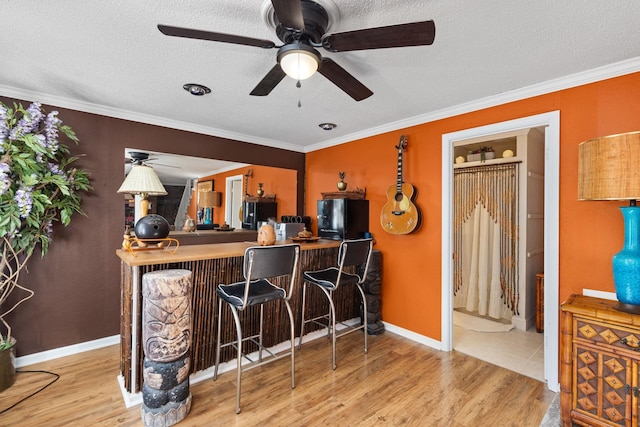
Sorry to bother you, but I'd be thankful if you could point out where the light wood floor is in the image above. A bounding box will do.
[1,331,556,426]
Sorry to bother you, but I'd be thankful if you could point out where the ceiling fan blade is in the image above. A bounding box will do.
[271,0,305,31]
[250,64,287,96]
[158,24,276,49]
[148,162,180,169]
[317,58,373,101]
[322,20,435,52]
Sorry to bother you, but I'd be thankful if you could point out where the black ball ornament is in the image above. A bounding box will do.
[135,214,170,243]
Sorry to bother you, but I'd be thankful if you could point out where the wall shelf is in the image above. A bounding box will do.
[453,157,522,169]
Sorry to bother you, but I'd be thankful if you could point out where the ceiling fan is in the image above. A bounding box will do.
[158,0,435,101]
[125,151,179,169]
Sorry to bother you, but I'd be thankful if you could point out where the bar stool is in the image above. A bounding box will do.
[213,243,300,414]
[298,238,373,369]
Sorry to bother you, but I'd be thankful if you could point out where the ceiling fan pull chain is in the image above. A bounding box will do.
[297,80,302,108]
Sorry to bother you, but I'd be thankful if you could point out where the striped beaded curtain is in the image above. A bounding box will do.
[453,163,520,317]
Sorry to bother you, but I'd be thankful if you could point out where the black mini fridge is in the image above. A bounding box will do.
[242,201,277,230]
[317,199,369,240]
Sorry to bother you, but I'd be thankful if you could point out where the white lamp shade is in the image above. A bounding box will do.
[280,50,319,80]
[117,164,167,196]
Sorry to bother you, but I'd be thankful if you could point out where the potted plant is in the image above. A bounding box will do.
[467,146,495,162]
[0,101,91,391]
[337,172,347,191]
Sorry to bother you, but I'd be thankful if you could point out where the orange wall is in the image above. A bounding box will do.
[306,72,640,340]
[194,165,298,225]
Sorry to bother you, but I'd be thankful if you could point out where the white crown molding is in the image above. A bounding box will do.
[2,57,639,154]
[0,85,304,153]
[304,56,640,152]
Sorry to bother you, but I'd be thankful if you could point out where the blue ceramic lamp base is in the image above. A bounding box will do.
[204,208,212,225]
[613,206,640,308]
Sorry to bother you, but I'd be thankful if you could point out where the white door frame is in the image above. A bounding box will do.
[225,174,243,228]
[441,111,560,392]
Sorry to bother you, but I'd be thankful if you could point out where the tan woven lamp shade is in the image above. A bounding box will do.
[117,164,168,196]
[199,191,222,208]
[578,131,640,201]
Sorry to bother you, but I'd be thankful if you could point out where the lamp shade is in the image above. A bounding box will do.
[199,191,222,208]
[578,131,640,200]
[117,164,167,196]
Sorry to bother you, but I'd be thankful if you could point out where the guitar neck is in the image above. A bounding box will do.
[396,147,404,194]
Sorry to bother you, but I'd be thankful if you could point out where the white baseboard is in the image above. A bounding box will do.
[15,335,120,368]
[582,289,617,300]
[382,321,442,351]
[511,313,535,331]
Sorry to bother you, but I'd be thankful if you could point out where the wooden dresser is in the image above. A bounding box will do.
[560,294,640,426]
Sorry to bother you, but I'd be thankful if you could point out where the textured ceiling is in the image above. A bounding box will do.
[2,1,640,182]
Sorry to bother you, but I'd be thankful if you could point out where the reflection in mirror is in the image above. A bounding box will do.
[122,149,297,232]
[124,149,244,185]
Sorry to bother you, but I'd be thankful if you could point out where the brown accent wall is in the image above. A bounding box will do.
[1,96,305,356]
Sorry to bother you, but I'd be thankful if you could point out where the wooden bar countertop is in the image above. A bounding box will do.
[116,239,341,267]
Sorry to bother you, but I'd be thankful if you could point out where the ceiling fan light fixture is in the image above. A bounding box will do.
[183,83,211,96]
[278,43,321,81]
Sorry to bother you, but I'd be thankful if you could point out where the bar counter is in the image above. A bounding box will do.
[117,239,360,396]
[168,228,257,246]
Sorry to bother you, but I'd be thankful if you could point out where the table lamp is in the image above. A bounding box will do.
[199,191,222,225]
[578,131,640,310]
[117,164,167,223]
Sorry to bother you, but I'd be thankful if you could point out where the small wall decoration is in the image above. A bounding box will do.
[337,172,347,191]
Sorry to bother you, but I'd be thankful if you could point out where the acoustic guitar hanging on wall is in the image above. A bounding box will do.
[380,135,420,234]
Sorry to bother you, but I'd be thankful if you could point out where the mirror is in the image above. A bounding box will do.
[123,149,298,230]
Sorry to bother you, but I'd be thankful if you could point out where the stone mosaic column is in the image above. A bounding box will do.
[141,269,192,427]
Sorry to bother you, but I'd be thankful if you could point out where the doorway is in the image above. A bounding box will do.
[441,111,560,392]
[225,175,243,229]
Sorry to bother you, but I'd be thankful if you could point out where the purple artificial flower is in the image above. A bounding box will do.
[0,162,10,195]
[44,219,54,237]
[21,102,43,133]
[9,102,43,140]
[48,162,63,175]
[36,134,47,148]
[0,178,9,195]
[44,111,60,153]
[14,187,33,218]
[0,104,8,146]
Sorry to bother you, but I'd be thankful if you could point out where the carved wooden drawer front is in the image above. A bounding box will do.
[573,342,632,425]
[574,317,640,353]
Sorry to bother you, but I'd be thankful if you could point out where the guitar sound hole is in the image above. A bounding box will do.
[395,193,403,202]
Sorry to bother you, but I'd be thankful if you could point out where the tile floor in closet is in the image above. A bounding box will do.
[453,319,545,382]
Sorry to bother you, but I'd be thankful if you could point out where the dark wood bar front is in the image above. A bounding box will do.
[116,239,360,395]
